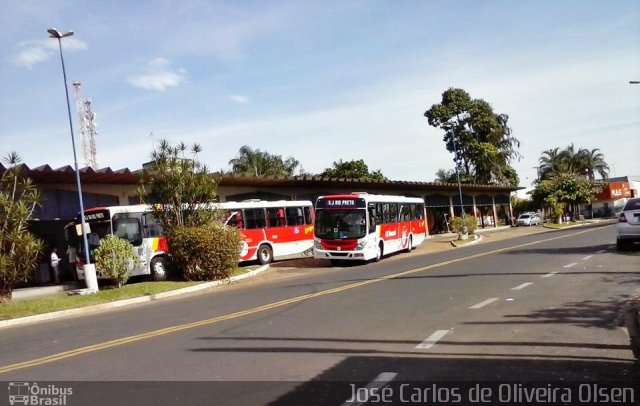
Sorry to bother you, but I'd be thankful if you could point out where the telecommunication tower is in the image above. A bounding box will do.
[72,81,98,168]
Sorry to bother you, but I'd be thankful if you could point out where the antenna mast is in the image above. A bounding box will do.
[72,81,98,168]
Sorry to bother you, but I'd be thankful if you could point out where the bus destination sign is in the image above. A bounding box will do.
[317,198,366,209]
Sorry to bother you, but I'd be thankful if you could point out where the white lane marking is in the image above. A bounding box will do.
[596,250,606,254]
[563,263,578,268]
[469,298,499,309]
[542,271,559,278]
[581,255,593,260]
[416,329,450,349]
[607,245,615,249]
[512,282,533,290]
[341,372,398,406]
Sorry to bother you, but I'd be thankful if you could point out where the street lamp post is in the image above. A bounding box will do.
[48,28,97,292]
[450,129,467,233]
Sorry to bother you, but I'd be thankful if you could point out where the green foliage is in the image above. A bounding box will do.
[320,159,386,180]
[530,173,600,222]
[538,144,609,181]
[168,224,242,281]
[228,145,300,176]
[450,215,477,235]
[512,197,537,214]
[424,88,521,186]
[94,235,141,288]
[141,139,220,231]
[0,152,43,302]
[434,168,476,184]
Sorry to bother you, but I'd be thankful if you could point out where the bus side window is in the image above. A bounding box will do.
[142,213,163,237]
[244,208,266,229]
[303,206,313,225]
[277,208,286,226]
[225,211,238,228]
[417,203,425,220]
[401,204,411,221]
[375,203,383,225]
[390,203,399,223]
[286,207,304,226]
[266,208,280,227]
[114,216,142,246]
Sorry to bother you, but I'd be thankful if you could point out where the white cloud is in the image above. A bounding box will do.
[10,38,87,69]
[229,95,250,104]
[128,58,187,91]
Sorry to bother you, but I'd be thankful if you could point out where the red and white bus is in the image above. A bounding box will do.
[313,193,427,263]
[74,200,314,280]
[220,200,314,264]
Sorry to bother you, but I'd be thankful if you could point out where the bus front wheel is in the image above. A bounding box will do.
[258,244,273,265]
[151,257,168,281]
[374,243,383,262]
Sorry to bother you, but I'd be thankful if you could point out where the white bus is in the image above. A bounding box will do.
[73,200,314,280]
[314,193,427,263]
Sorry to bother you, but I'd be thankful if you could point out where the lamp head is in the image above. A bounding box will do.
[48,28,74,39]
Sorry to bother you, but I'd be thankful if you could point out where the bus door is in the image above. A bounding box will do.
[239,208,267,261]
[112,213,145,275]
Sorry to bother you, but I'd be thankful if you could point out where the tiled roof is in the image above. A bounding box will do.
[0,163,522,192]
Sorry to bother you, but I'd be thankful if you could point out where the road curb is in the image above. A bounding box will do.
[450,234,484,247]
[0,265,270,329]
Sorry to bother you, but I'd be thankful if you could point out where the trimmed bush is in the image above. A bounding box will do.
[450,215,478,235]
[94,235,141,287]
[168,223,242,281]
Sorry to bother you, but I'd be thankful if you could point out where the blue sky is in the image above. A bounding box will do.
[1,0,639,195]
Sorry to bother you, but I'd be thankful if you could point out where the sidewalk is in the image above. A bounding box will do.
[1,265,270,329]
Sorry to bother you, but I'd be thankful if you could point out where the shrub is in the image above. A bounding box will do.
[168,223,242,281]
[94,235,141,287]
[1,152,43,302]
[450,215,478,235]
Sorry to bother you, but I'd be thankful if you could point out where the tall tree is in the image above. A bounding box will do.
[320,159,386,180]
[141,139,219,230]
[0,152,43,302]
[538,147,565,180]
[424,88,521,186]
[538,145,609,181]
[578,148,609,180]
[228,145,299,177]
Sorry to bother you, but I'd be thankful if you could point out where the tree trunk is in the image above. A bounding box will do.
[0,283,12,303]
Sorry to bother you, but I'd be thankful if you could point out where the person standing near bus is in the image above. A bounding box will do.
[50,247,61,284]
[66,245,78,281]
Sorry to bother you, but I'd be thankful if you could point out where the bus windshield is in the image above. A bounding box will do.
[315,209,366,239]
[77,220,112,259]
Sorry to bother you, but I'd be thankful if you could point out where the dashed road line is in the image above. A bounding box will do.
[511,282,533,290]
[469,298,499,309]
[341,372,398,406]
[563,263,578,268]
[542,271,559,278]
[596,250,606,254]
[581,255,593,260]
[416,330,450,349]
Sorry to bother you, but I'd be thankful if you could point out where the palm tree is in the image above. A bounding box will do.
[228,145,299,177]
[578,148,609,180]
[538,147,564,180]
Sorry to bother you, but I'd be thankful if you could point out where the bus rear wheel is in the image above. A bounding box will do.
[404,236,413,253]
[257,244,273,265]
[151,257,168,281]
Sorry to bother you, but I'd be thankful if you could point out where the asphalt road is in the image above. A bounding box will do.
[1,223,639,405]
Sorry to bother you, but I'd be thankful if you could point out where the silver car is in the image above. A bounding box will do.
[516,213,542,226]
[617,197,640,250]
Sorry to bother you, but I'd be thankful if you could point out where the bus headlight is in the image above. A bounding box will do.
[314,239,323,250]
[355,241,366,250]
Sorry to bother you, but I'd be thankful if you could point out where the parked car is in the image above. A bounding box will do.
[516,213,542,226]
[617,197,640,250]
